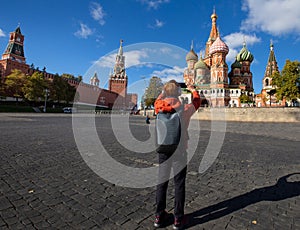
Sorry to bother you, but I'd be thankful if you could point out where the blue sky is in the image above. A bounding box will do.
[0,0,299,100]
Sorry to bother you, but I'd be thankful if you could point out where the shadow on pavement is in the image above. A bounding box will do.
[185,173,300,229]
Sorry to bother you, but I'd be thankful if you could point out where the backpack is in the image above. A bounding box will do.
[155,107,182,147]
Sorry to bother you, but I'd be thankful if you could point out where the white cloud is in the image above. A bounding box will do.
[241,0,300,35]
[74,23,94,39]
[155,19,164,28]
[138,0,170,9]
[152,66,184,82]
[148,19,165,29]
[223,32,261,62]
[0,29,5,37]
[90,2,106,25]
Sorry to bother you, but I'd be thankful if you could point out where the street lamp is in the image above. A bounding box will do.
[43,89,49,112]
[141,76,148,116]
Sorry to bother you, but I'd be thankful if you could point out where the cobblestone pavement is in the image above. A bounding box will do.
[0,113,299,230]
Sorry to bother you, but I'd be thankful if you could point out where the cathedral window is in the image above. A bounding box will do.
[265,78,269,86]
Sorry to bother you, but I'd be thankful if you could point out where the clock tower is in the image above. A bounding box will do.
[2,26,26,63]
[109,40,128,98]
[0,25,29,84]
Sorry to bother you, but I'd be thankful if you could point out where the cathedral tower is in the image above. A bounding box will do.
[263,41,279,91]
[204,9,218,61]
[208,32,230,106]
[109,40,128,97]
[229,41,254,92]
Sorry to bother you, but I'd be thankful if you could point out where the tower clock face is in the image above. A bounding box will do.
[16,37,20,42]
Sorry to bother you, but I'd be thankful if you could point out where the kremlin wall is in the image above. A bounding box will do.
[0,27,138,110]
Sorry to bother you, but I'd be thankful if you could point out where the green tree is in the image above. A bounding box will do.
[65,83,76,104]
[4,69,27,102]
[23,72,49,102]
[272,60,300,104]
[239,94,252,104]
[77,75,83,82]
[143,76,163,108]
[49,74,76,104]
[62,73,75,79]
[50,74,68,103]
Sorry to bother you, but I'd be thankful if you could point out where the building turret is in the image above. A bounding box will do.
[109,39,128,97]
[236,42,254,63]
[204,9,219,58]
[2,25,26,63]
[90,72,100,87]
[194,53,210,86]
[263,41,279,90]
[185,41,198,70]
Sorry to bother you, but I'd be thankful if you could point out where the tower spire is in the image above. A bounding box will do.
[118,39,123,56]
[270,39,274,51]
[209,9,218,38]
[205,8,219,57]
[264,41,278,79]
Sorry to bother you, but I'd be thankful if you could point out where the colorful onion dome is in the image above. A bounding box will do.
[209,36,229,55]
[194,54,208,69]
[186,49,198,62]
[231,58,242,69]
[186,41,198,62]
[236,42,254,62]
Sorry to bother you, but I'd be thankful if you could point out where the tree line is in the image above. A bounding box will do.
[272,60,300,105]
[0,69,78,105]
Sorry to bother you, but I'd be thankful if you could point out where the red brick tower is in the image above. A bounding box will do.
[109,40,128,98]
[0,26,29,83]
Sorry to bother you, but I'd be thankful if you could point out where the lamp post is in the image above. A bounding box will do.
[43,89,49,113]
[141,76,147,116]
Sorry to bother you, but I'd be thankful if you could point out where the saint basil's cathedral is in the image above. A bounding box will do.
[183,10,255,107]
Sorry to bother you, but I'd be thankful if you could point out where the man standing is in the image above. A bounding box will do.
[154,80,200,229]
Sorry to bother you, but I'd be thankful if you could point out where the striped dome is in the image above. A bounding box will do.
[236,43,254,62]
[209,36,229,55]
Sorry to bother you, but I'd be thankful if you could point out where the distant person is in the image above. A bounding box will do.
[146,115,150,124]
[153,80,200,229]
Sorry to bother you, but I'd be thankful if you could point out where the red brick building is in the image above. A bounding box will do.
[0,26,137,110]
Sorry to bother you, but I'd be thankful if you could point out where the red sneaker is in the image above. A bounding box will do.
[154,210,167,228]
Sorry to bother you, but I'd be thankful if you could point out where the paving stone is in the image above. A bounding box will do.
[0,197,13,210]
[0,115,299,230]
[4,216,19,225]
[34,220,51,228]
[0,208,17,219]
